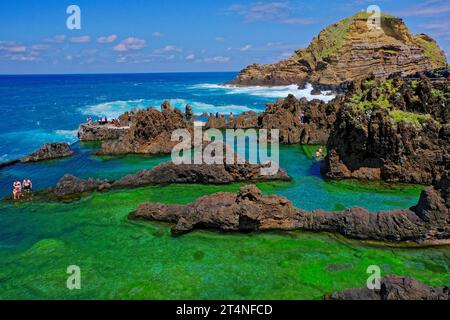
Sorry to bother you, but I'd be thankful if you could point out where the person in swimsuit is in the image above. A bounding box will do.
[12,181,22,200]
[23,179,32,194]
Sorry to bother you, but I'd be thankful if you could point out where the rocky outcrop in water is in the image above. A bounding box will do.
[324,77,449,184]
[230,13,447,88]
[329,276,449,300]
[205,95,342,145]
[99,103,191,155]
[131,181,449,243]
[1,143,74,168]
[53,159,290,199]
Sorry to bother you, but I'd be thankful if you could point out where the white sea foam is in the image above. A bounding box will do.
[192,83,336,102]
[81,98,253,118]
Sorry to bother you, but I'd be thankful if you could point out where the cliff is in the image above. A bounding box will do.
[230,12,447,88]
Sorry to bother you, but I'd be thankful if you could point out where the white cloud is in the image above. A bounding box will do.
[0,41,26,53]
[114,37,146,51]
[70,36,91,43]
[228,2,315,25]
[154,45,183,53]
[97,34,117,43]
[204,56,231,63]
[31,44,50,51]
[240,44,253,51]
[152,32,163,37]
[185,54,195,60]
[45,35,66,43]
[400,0,450,17]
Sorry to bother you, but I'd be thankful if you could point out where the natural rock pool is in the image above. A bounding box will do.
[1,143,448,299]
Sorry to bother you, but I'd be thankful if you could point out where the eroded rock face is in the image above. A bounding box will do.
[99,105,191,155]
[230,13,447,88]
[330,276,449,300]
[78,124,129,141]
[205,94,342,145]
[54,174,112,198]
[131,183,449,243]
[21,143,74,163]
[324,106,448,184]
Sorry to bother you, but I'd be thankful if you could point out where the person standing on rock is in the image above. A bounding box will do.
[23,178,32,195]
[12,180,22,200]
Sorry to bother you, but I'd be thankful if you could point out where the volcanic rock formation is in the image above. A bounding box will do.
[131,178,449,243]
[229,12,447,88]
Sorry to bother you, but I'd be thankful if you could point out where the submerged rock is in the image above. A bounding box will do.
[329,276,449,300]
[131,182,449,243]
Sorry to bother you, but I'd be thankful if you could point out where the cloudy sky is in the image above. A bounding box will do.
[0,0,449,74]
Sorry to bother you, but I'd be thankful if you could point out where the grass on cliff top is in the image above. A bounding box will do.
[414,34,448,69]
[309,12,398,60]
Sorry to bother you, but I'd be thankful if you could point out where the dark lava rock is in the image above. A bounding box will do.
[21,142,74,163]
[54,174,112,198]
[330,276,449,300]
[131,182,449,243]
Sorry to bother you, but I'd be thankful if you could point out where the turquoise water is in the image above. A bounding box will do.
[0,73,448,300]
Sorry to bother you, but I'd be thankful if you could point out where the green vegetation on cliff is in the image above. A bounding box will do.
[414,34,448,69]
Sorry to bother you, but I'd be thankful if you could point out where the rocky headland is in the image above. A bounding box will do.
[130,173,449,243]
[329,276,449,300]
[0,142,74,168]
[229,12,447,89]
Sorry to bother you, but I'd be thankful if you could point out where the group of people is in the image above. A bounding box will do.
[86,116,120,127]
[12,178,33,200]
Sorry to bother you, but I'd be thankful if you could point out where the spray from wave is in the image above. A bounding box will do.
[80,99,253,119]
[192,83,335,102]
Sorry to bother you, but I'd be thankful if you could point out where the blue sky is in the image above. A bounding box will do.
[0,0,449,74]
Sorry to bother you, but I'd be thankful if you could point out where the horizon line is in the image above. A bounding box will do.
[0,70,239,76]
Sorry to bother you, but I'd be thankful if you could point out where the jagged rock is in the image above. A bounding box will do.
[330,276,449,300]
[0,142,74,168]
[21,143,73,163]
[205,95,342,145]
[230,13,447,88]
[99,103,191,155]
[131,183,449,243]
[78,123,129,141]
[52,152,291,199]
[54,174,112,198]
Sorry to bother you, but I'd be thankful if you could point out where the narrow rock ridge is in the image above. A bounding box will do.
[53,161,291,199]
[131,180,449,244]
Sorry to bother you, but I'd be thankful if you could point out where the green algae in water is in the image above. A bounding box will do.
[0,186,448,300]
